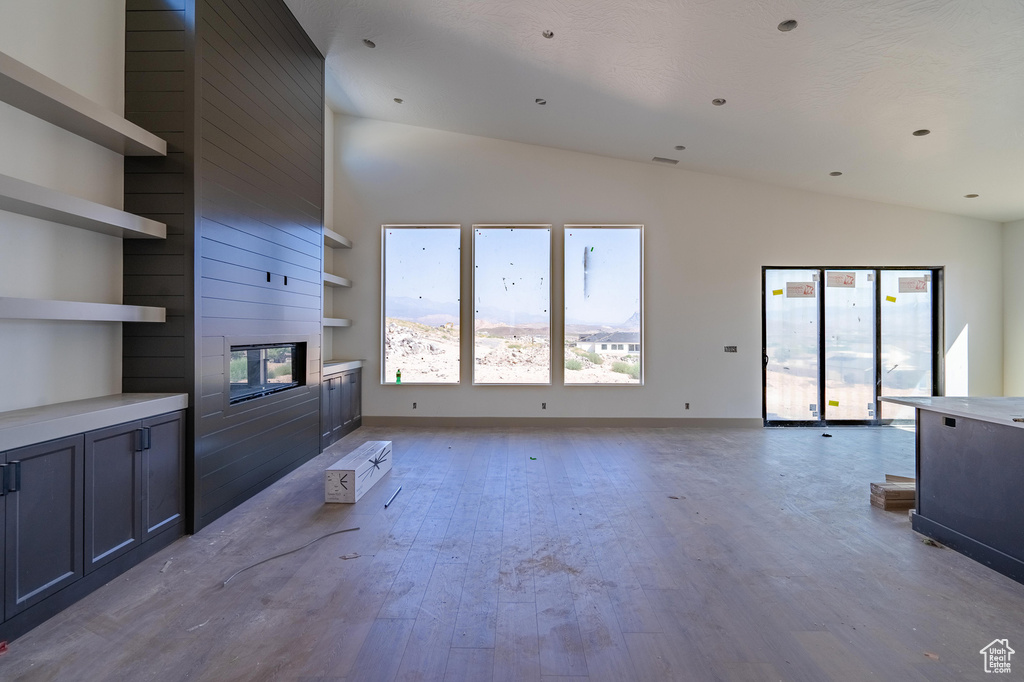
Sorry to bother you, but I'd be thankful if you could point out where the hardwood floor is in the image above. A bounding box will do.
[1,425,1021,681]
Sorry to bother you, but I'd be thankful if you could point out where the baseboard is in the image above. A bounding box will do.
[912,512,1024,586]
[361,416,762,428]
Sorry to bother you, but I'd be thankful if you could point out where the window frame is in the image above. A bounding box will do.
[471,224,553,386]
[563,224,645,387]
[381,224,463,386]
[761,265,944,426]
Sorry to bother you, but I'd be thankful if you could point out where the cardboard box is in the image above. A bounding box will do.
[325,440,392,503]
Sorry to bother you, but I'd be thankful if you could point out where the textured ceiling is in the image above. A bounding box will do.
[284,0,1024,222]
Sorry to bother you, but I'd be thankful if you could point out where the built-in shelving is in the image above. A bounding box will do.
[323,317,352,328]
[0,50,166,156]
[322,227,353,370]
[0,298,165,323]
[323,273,351,288]
[0,172,165,239]
[324,227,352,250]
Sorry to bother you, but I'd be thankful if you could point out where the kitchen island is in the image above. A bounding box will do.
[882,396,1024,585]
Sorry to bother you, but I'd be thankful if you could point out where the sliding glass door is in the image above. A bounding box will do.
[764,269,820,422]
[763,267,941,426]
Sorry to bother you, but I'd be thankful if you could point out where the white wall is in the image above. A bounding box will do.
[0,0,126,411]
[1004,219,1024,396]
[333,114,1004,420]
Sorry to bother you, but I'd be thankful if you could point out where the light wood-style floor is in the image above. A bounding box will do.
[1,425,1021,681]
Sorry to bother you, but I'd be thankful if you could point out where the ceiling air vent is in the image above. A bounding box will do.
[652,157,679,165]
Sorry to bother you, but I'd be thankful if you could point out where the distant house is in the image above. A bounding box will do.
[575,331,640,356]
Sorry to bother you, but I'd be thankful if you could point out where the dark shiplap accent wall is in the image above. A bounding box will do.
[124,0,324,532]
[194,0,323,528]
[123,0,192,397]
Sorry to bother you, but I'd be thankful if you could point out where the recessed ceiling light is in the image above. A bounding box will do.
[362,39,376,48]
[964,193,979,198]
[542,30,554,39]
[829,171,843,176]
[912,129,930,136]
[674,145,686,151]
[653,157,679,165]
[778,19,798,32]
[712,98,726,106]
[535,98,547,105]
[393,98,403,104]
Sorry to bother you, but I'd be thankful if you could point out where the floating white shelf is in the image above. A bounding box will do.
[323,272,352,288]
[323,317,352,328]
[324,227,352,249]
[0,50,165,157]
[0,172,165,239]
[0,298,165,323]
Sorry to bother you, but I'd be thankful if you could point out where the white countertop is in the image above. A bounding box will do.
[0,393,189,451]
[880,396,1024,429]
[323,359,363,376]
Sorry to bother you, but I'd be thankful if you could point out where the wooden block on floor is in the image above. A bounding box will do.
[325,440,392,503]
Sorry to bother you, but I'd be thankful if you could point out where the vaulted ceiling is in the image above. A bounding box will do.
[284,0,1024,222]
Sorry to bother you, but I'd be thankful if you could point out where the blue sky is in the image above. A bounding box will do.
[564,227,641,326]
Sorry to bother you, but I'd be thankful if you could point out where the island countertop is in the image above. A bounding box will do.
[880,396,1024,429]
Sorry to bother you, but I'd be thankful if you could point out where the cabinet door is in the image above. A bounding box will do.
[329,377,345,442]
[5,435,84,619]
[342,369,361,427]
[84,422,143,574]
[142,411,185,540]
[320,379,333,451]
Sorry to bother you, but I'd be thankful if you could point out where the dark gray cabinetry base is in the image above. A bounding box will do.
[912,409,1024,585]
[83,411,184,573]
[0,411,184,642]
[4,435,84,620]
[321,368,362,451]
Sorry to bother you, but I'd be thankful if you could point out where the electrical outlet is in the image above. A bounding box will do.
[685,402,690,410]
[412,402,417,409]
[542,402,546,410]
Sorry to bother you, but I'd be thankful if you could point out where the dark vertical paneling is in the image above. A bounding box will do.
[125,0,324,532]
[193,0,323,531]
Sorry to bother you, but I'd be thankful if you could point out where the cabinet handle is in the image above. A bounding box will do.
[137,427,152,451]
[8,461,20,492]
[0,463,6,496]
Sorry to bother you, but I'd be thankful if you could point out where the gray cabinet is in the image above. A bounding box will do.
[141,411,184,540]
[84,411,184,573]
[321,368,362,451]
[0,408,184,639]
[3,435,84,619]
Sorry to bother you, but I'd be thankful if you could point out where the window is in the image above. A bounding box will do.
[382,226,461,384]
[473,226,551,384]
[763,267,941,425]
[564,225,643,384]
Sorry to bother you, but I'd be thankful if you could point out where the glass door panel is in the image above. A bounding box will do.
[824,270,876,420]
[765,269,820,421]
[880,270,933,420]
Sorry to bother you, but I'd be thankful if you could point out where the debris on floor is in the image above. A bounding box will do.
[922,538,945,549]
[339,553,361,560]
[821,433,832,437]
[870,475,916,511]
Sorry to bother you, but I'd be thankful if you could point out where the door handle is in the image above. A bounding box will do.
[763,353,769,367]
[7,461,21,492]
